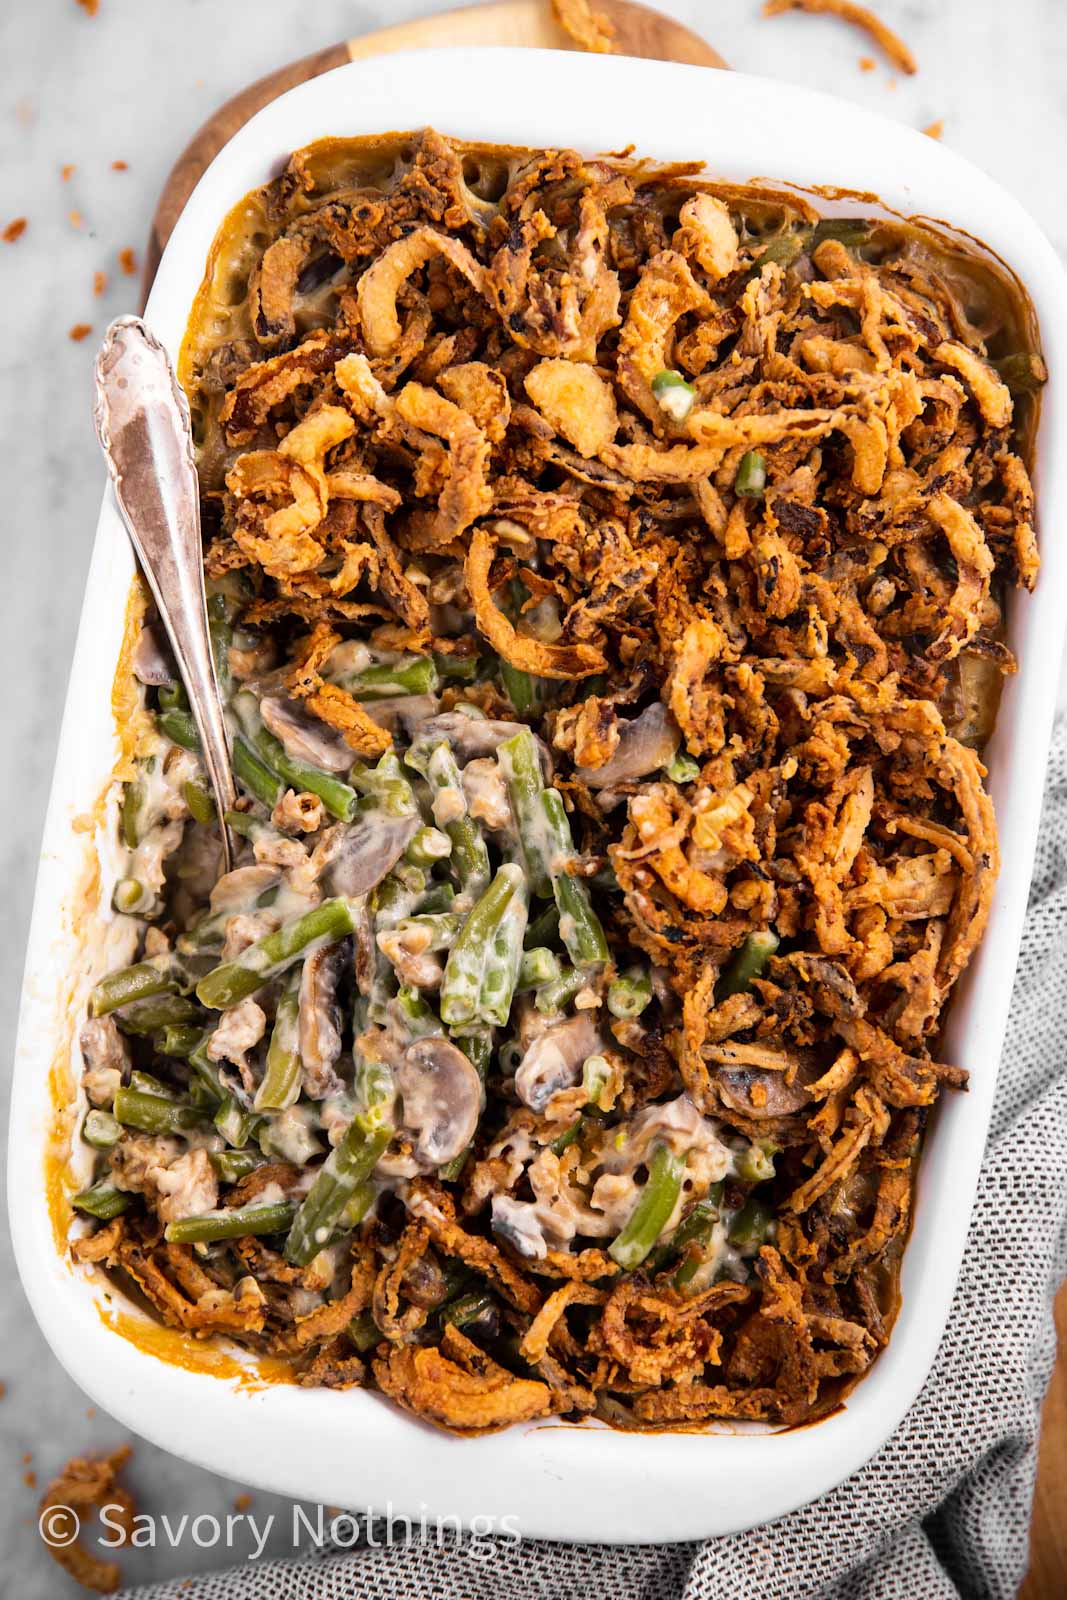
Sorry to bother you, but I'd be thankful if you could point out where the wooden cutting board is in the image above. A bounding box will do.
[144,0,725,293]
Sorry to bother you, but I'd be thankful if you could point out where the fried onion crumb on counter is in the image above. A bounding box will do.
[3,217,28,243]
[38,1446,135,1593]
[67,128,1044,1436]
[763,0,918,76]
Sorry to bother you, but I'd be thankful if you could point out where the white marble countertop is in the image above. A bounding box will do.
[2,1,1065,1592]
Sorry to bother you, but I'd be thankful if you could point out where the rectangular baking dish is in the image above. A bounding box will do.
[11,47,1067,1544]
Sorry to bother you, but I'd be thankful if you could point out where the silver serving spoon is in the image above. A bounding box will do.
[93,316,236,873]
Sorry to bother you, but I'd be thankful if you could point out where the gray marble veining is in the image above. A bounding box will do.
[2,2,1065,1593]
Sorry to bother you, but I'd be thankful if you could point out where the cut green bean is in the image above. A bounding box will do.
[534,965,586,1015]
[518,946,561,991]
[285,1116,392,1266]
[210,1149,263,1184]
[73,1182,130,1221]
[729,1194,776,1247]
[128,1070,179,1099]
[608,1144,686,1271]
[232,736,285,810]
[647,1190,723,1275]
[478,886,528,1028]
[158,707,201,751]
[183,778,216,825]
[214,1095,260,1149]
[541,787,608,968]
[113,1087,201,1136]
[497,728,552,897]
[153,1023,204,1057]
[581,1054,611,1107]
[734,450,766,499]
[440,864,524,1027]
[392,985,444,1040]
[716,930,780,999]
[233,693,358,821]
[254,971,302,1112]
[196,897,356,1009]
[82,1109,122,1149]
[347,1310,382,1353]
[524,901,560,950]
[812,217,871,249]
[420,742,490,898]
[404,825,452,869]
[664,750,700,784]
[165,1201,295,1244]
[114,994,200,1036]
[340,657,438,701]
[607,967,652,1020]
[89,960,178,1018]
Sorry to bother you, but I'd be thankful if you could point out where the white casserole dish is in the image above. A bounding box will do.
[10,47,1067,1544]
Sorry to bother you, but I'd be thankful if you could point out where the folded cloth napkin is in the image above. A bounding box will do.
[120,728,1067,1600]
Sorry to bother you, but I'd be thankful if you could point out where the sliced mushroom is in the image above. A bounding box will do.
[320,809,420,898]
[514,1013,604,1112]
[260,696,354,773]
[394,1036,482,1168]
[576,701,680,791]
[715,1066,813,1119]
[298,945,345,1100]
[362,694,441,736]
[131,619,177,686]
[208,863,281,914]
[408,712,552,775]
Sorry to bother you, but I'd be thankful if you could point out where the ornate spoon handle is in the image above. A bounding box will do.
[94,316,236,873]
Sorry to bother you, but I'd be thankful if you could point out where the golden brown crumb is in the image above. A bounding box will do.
[3,218,27,243]
[68,208,83,229]
[763,0,917,75]
[923,119,944,139]
[551,0,617,53]
[61,163,76,181]
[233,1493,253,1512]
[118,246,137,276]
[24,1471,37,1489]
[858,54,875,70]
[111,159,128,171]
[69,323,93,342]
[93,270,107,296]
[76,0,100,14]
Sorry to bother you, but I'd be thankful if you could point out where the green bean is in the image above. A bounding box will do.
[434,651,479,682]
[440,864,524,1027]
[650,368,696,422]
[417,881,457,915]
[153,1023,204,1057]
[232,736,284,810]
[518,946,561,991]
[540,787,608,968]
[716,930,780,999]
[128,1070,178,1098]
[233,693,358,821]
[285,1115,393,1266]
[551,1120,582,1156]
[196,897,356,1009]
[114,994,200,1036]
[347,1310,382,1353]
[349,751,421,819]
[497,729,552,897]
[187,1036,225,1104]
[158,681,188,712]
[404,825,452,869]
[441,1290,496,1330]
[254,972,302,1112]
[647,1190,723,1275]
[607,967,652,1020]
[392,985,444,1040]
[664,750,700,784]
[165,1201,295,1245]
[729,1194,776,1247]
[812,217,871,249]
[206,588,235,697]
[478,887,528,1028]
[734,450,766,499]
[113,1087,200,1136]
[608,1144,686,1271]
[581,1054,611,1108]
[214,1096,260,1149]
[183,778,216,825]
[223,807,267,841]
[340,657,438,701]
[394,912,465,953]
[112,878,150,915]
[420,743,490,898]
[90,960,178,1017]
[736,1143,776,1183]
[749,228,811,274]
[335,1181,376,1236]
[121,758,156,847]
[210,1149,263,1184]
[534,965,586,1015]
[993,351,1048,395]
[73,1182,130,1221]
[499,661,550,718]
[82,1109,122,1149]
[158,707,201,751]
[524,901,560,950]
